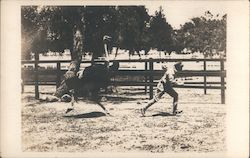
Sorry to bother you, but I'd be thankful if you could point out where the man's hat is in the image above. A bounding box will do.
[174,62,183,71]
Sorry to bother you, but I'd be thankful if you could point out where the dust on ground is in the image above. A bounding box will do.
[22,87,226,153]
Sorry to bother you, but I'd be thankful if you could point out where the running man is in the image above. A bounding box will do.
[141,62,184,116]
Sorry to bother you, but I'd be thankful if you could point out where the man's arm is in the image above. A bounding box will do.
[172,78,184,85]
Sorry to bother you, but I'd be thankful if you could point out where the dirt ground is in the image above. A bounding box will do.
[22,86,226,153]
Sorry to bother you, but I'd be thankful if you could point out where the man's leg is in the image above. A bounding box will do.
[166,86,180,114]
[141,90,164,116]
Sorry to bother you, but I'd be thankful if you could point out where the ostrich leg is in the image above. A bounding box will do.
[92,90,110,116]
[95,101,111,116]
[114,47,119,59]
[65,89,76,113]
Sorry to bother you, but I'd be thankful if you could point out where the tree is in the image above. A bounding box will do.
[172,29,185,54]
[21,6,49,59]
[23,6,181,60]
[175,11,227,56]
[39,6,85,60]
[84,6,117,61]
[114,6,150,55]
[21,6,87,60]
[149,7,173,53]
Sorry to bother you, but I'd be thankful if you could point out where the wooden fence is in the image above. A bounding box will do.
[21,58,226,104]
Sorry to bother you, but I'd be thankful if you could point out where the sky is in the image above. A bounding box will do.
[35,1,229,30]
[145,1,228,29]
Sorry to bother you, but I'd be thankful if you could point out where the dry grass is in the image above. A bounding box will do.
[22,86,226,153]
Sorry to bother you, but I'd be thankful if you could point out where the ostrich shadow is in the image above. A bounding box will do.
[63,111,106,119]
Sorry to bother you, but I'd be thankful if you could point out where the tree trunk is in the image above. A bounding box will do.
[54,26,84,98]
[71,27,84,70]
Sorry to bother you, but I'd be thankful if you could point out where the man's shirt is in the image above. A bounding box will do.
[156,66,183,91]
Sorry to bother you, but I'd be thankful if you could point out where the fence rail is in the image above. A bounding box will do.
[21,58,226,104]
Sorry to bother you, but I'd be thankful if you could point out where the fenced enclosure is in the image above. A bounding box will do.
[21,58,226,104]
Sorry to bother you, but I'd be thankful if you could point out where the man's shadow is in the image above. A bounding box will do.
[151,112,176,117]
[64,111,106,119]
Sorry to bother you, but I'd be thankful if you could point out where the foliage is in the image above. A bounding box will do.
[175,11,227,56]
[84,6,117,58]
[21,6,47,59]
[148,7,173,52]
[39,6,85,57]
[21,6,85,59]
[114,6,150,53]
[21,6,227,59]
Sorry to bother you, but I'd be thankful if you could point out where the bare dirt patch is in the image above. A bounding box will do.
[22,87,226,153]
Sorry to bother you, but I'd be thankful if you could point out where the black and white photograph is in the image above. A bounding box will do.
[1,0,249,158]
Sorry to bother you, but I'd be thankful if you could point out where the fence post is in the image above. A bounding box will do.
[56,62,61,88]
[34,52,39,99]
[21,79,24,93]
[220,59,225,104]
[104,60,109,68]
[203,58,207,94]
[144,61,148,94]
[149,58,154,99]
